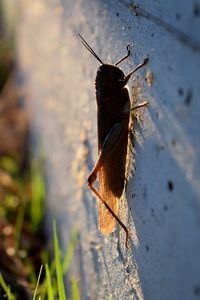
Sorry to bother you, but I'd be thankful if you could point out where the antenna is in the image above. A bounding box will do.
[79,34,104,65]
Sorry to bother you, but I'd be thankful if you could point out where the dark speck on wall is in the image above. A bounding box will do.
[168,180,174,191]
[193,284,200,295]
[178,88,184,96]
[116,12,119,17]
[176,13,181,20]
[171,139,176,147]
[164,204,168,211]
[184,89,193,105]
[146,245,149,252]
[193,3,200,16]
[168,65,173,72]
[156,144,165,152]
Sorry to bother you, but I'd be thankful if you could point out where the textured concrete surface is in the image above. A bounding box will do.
[17,0,200,299]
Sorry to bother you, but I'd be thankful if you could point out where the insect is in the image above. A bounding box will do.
[79,34,148,247]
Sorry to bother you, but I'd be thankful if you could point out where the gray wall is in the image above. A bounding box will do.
[18,0,200,299]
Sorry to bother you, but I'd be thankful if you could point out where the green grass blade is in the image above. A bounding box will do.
[33,265,43,300]
[53,221,67,300]
[0,273,15,300]
[45,264,54,300]
[30,163,45,232]
[62,229,78,273]
[71,275,80,300]
[14,200,26,251]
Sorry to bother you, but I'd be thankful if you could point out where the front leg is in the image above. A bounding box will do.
[87,122,129,248]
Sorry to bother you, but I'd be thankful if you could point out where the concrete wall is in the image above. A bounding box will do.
[17,0,200,299]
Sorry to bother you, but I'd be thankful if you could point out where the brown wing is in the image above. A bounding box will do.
[97,87,130,234]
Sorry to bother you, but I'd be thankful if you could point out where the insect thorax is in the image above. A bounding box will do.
[95,64,126,94]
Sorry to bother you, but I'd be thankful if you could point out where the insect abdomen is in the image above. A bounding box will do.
[97,86,130,233]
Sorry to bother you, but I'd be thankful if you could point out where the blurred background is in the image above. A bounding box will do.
[0,1,54,299]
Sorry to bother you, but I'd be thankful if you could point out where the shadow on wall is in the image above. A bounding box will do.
[127,74,200,299]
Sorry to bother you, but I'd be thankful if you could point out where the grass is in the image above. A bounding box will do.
[30,158,45,233]
[0,154,80,300]
[54,221,67,300]
[0,273,15,300]
[0,224,80,300]
[71,275,80,300]
[45,264,54,300]
[32,265,43,300]
[40,223,79,300]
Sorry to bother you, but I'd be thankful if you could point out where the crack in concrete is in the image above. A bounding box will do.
[124,3,200,52]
